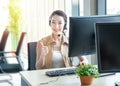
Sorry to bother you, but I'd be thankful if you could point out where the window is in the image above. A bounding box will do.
[106,0,120,14]
[79,0,84,16]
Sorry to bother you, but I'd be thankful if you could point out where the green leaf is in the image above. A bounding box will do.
[75,64,99,78]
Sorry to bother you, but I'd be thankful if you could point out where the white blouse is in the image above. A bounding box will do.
[51,50,65,68]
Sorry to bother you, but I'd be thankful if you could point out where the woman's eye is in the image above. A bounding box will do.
[51,22,55,24]
[59,22,63,24]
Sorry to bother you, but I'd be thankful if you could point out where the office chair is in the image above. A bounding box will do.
[0,32,26,73]
[0,29,10,63]
[27,42,37,70]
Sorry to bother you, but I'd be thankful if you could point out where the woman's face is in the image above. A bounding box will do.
[50,14,65,36]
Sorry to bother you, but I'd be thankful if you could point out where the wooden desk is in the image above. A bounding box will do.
[20,68,120,86]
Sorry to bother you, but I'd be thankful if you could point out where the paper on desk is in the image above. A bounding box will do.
[0,74,12,81]
[0,83,11,86]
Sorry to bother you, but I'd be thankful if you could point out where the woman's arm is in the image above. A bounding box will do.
[36,40,48,69]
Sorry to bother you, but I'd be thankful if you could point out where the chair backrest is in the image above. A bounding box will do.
[0,32,26,72]
[16,32,26,56]
[27,42,37,70]
[0,29,9,51]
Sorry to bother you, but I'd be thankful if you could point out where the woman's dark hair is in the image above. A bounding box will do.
[49,10,67,33]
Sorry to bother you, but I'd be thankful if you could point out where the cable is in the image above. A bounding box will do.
[39,76,60,85]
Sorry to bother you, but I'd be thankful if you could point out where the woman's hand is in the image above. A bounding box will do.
[37,41,49,67]
[77,56,88,67]
[79,60,88,65]
[39,41,49,56]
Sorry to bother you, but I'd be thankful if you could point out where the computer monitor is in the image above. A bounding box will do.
[68,15,120,57]
[95,22,120,73]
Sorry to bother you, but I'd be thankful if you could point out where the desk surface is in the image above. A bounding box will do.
[0,73,21,86]
[20,68,120,86]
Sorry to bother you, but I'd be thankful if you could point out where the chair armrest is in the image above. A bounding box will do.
[0,51,16,54]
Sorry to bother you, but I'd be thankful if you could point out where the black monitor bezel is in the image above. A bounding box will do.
[95,22,120,73]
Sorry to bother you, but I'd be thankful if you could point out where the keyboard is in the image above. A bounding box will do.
[45,68,115,77]
[45,68,77,77]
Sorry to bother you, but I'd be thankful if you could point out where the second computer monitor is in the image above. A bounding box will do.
[95,22,120,73]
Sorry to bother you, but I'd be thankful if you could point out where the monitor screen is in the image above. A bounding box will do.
[95,22,120,73]
[68,15,120,57]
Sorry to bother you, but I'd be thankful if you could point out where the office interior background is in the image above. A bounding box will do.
[0,0,120,70]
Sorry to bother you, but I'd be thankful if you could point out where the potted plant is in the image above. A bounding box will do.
[8,0,23,50]
[75,64,99,85]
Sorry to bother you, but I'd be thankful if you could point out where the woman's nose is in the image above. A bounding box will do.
[55,24,59,29]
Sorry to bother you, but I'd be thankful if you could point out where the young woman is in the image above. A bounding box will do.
[36,10,88,69]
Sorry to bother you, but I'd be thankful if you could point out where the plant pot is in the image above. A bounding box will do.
[80,76,94,85]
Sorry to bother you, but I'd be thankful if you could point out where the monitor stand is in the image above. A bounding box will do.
[115,82,120,86]
[99,72,115,77]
